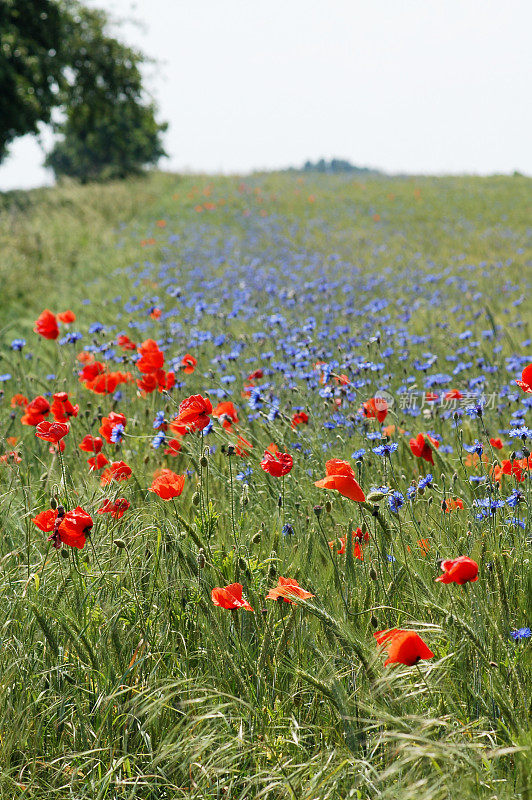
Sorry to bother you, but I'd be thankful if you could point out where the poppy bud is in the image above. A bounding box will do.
[200,455,208,468]
[252,532,261,544]
[369,568,377,581]
[57,506,65,517]
[489,661,497,668]
[144,455,150,465]
[61,548,70,559]
[114,539,126,549]
[268,558,277,578]
[370,614,378,628]
[366,490,385,503]
[523,446,530,458]
[227,445,235,456]
[50,497,58,510]
[197,549,205,569]
[441,499,448,512]
[325,500,332,513]
[452,472,458,483]
[510,451,516,461]
[192,492,201,506]
[294,501,300,511]
[238,557,247,571]
[313,505,322,518]
[278,494,283,508]
[371,505,379,516]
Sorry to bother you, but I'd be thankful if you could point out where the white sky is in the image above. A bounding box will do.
[1,0,531,189]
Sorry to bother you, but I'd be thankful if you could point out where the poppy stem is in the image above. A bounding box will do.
[415,662,437,708]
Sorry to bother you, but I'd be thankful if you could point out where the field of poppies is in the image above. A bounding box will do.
[0,171,531,799]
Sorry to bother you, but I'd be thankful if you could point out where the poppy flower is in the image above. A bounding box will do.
[35,421,69,443]
[32,508,58,532]
[100,460,132,486]
[435,556,478,585]
[315,459,365,502]
[266,576,314,604]
[87,453,109,471]
[176,394,212,432]
[10,394,29,408]
[137,373,158,394]
[34,309,59,340]
[85,371,120,395]
[164,437,183,456]
[374,629,434,667]
[181,353,197,374]
[49,440,66,454]
[489,438,504,450]
[260,449,293,477]
[50,392,79,422]
[99,412,127,444]
[150,308,162,319]
[57,310,76,323]
[211,582,253,610]
[247,369,263,380]
[291,411,309,428]
[0,450,22,464]
[21,395,50,426]
[137,339,165,373]
[329,534,365,560]
[362,397,388,423]
[213,401,238,430]
[57,506,93,549]
[149,469,185,499]
[409,433,439,465]
[79,435,103,453]
[445,388,463,401]
[117,334,136,351]
[445,497,464,512]
[97,498,130,519]
[515,363,532,394]
[79,361,106,384]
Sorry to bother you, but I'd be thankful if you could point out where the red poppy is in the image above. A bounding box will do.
[266,576,314,604]
[57,310,76,323]
[57,507,93,549]
[435,556,478,585]
[164,438,183,456]
[362,397,388,423]
[445,497,464,513]
[50,392,79,422]
[213,401,238,430]
[181,353,197,374]
[247,369,263,380]
[137,339,165,373]
[409,433,439,465]
[34,309,59,340]
[149,469,185,499]
[235,435,253,456]
[0,450,22,464]
[150,308,162,319]
[334,374,350,386]
[137,373,158,394]
[49,440,66,454]
[79,435,103,453]
[374,629,434,667]
[87,453,109,471]
[99,412,127,444]
[97,498,130,519]
[85,372,120,395]
[291,411,309,428]
[176,394,212,432]
[445,388,463,401]
[79,361,106,384]
[211,583,253,610]
[329,527,368,558]
[260,449,293,477]
[489,437,503,450]
[117,334,137,350]
[21,395,50,426]
[315,459,365,502]
[515,363,532,394]
[100,460,132,486]
[32,509,58,532]
[11,394,29,408]
[35,421,69,443]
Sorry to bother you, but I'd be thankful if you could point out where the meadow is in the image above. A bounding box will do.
[0,170,531,799]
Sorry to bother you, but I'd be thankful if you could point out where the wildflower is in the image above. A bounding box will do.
[55,506,93,549]
[34,309,59,340]
[97,498,130,519]
[100,460,132,486]
[50,392,79,422]
[490,437,504,449]
[181,353,197,373]
[100,412,127,444]
[464,440,483,455]
[388,490,404,513]
[11,338,26,351]
[445,497,464,512]
[87,453,109,471]
[176,394,212,432]
[149,469,185,499]
[117,333,136,350]
[137,339,165,373]
[510,627,531,641]
[374,629,434,667]
[35,421,69,444]
[110,423,125,444]
[436,556,478,585]
[409,432,439,465]
[213,401,238,430]
[266,576,314,603]
[11,393,29,407]
[211,583,253,610]
[362,396,388,423]
[261,448,293,477]
[515,363,532,393]
[21,395,50,426]
[79,435,103,453]
[291,411,309,428]
[372,442,398,457]
[57,310,76,323]
[315,459,365,502]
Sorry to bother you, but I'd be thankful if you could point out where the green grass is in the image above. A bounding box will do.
[0,170,531,799]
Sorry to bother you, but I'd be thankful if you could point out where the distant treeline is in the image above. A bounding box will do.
[287,158,381,175]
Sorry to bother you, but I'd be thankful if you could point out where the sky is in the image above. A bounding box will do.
[1,0,531,190]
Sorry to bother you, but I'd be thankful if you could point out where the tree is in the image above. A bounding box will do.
[45,3,167,181]
[0,0,65,161]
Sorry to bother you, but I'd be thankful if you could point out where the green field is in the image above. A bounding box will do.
[0,170,531,799]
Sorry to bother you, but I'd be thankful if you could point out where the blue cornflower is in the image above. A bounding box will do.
[418,473,433,490]
[351,448,366,459]
[388,491,404,513]
[464,439,483,455]
[110,424,125,444]
[506,490,524,508]
[510,628,531,641]
[11,338,26,351]
[151,431,166,449]
[153,410,166,429]
[509,426,532,439]
[282,523,295,537]
[0,374,11,382]
[372,442,398,457]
